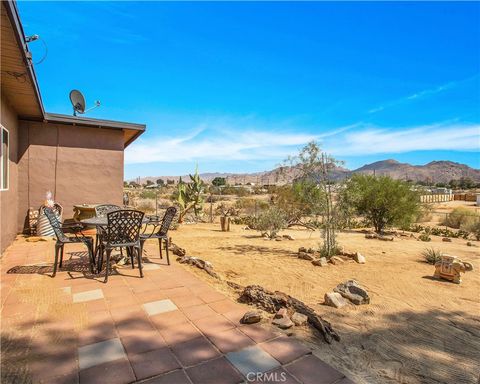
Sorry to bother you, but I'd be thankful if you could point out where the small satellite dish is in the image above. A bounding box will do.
[69,90,86,116]
[69,89,101,116]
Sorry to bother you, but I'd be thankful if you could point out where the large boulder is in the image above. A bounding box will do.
[333,280,370,305]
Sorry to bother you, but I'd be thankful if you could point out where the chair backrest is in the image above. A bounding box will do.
[43,207,68,242]
[105,209,144,245]
[95,204,121,218]
[157,207,177,236]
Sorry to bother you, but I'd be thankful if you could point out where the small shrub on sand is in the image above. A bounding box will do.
[443,207,477,229]
[466,221,480,240]
[256,207,287,239]
[422,248,443,264]
[136,199,155,213]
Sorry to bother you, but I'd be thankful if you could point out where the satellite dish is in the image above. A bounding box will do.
[69,90,86,116]
[69,89,100,116]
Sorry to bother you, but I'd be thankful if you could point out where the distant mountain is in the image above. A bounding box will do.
[130,160,480,185]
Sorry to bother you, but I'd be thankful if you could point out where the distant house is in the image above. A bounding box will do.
[0,1,145,253]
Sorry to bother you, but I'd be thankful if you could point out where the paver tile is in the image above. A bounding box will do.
[150,310,189,330]
[72,289,104,303]
[171,295,204,308]
[193,314,235,336]
[129,347,181,380]
[209,299,244,314]
[208,328,256,353]
[259,336,311,364]
[79,358,135,384]
[226,345,280,377]
[171,336,221,367]
[285,355,344,384]
[121,330,167,355]
[158,321,203,346]
[142,369,191,384]
[182,303,217,320]
[186,357,243,384]
[115,316,156,337]
[238,324,280,343]
[78,338,126,370]
[143,299,178,316]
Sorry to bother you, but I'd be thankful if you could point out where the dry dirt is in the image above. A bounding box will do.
[169,221,480,384]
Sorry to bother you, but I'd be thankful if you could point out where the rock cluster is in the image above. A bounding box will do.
[333,280,370,305]
[176,255,220,279]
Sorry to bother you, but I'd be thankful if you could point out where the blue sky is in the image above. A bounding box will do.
[19,1,480,178]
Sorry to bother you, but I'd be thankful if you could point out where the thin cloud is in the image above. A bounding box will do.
[368,74,479,114]
[325,122,480,156]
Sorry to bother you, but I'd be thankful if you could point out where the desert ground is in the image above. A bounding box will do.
[161,213,480,384]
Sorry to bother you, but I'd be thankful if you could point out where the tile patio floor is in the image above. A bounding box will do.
[0,237,354,384]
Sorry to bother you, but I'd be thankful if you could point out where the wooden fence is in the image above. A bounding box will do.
[453,193,478,202]
[420,194,453,203]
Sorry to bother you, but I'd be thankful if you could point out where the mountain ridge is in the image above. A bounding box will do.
[130,160,480,184]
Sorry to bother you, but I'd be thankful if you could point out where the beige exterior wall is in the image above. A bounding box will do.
[17,121,125,229]
[0,94,19,254]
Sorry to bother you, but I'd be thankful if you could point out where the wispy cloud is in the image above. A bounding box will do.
[368,74,479,114]
[125,119,479,165]
[325,122,480,156]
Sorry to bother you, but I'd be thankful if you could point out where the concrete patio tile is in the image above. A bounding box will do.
[142,369,191,384]
[247,367,300,384]
[78,338,126,370]
[158,322,203,346]
[285,355,344,384]
[142,263,161,271]
[120,330,167,356]
[143,299,178,316]
[223,308,249,324]
[226,345,280,377]
[28,349,78,381]
[150,310,189,330]
[208,299,244,314]
[185,357,243,384]
[72,289,104,303]
[159,287,192,298]
[171,336,221,367]
[78,315,118,346]
[171,294,204,308]
[259,336,311,364]
[196,289,226,304]
[79,358,135,384]
[239,324,280,344]
[106,294,139,310]
[208,328,256,353]
[129,347,181,380]
[60,286,72,295]
[182,303,217,320]
[193,314,235,336]
[34,371,79,384]
[115,316,156,337]
[135,289,169,303]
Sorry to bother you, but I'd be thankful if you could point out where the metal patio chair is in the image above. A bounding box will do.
[140,206,177,265]
[94,204,121,257]
[43,207,95,277]
[97,209,144,283]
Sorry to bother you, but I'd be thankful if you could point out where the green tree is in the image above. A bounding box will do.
[212,177,226,187]
[156,179,165,186]
[145,180,154,186]
[340,174,421,233]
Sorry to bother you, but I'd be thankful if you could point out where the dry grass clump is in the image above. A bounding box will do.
[422,248,443,264]
[443,207,478,229]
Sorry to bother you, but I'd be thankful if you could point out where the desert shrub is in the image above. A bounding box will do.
[340,175,421,233]
[419,227,431,242]
[231,215,259,228]
[422,248,443,264]
[256,207,287,238]
[136,199,155,213]
[140,190,158,199]
[416,204,433,223]
[443,207,477,229]
[235,198,269,216]
[466,220,480,240]
[221,186,250,197]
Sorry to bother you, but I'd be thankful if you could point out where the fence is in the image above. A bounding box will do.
[420,194,453,203]
[453,193,478,202]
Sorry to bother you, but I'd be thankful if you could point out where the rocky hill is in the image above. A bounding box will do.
[131,160,479,185]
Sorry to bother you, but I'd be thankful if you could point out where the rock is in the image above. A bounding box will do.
[339,250,356,258]
[240,311,262,324]
[334,280,370,305]
[378,235,394,241]
[466,242,473,247]
[272,307,294,329]
[282,234,295,241]
[329,256,344,265]
[275,237,282,241]
[365,233,377,239]
[312,257,328,267]
[298,252,314,261]
[307,248,316,254]
[291,312,308,326]
[272,316,294,329]
[243,226,251,230]
[324,292,348,308]
[274,308,288,319]
[442,237,452,242]
[354,252,366,264]
[298,247,307,253]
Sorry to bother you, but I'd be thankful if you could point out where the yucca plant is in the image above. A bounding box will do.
[422,248,443,264]
[175,166,205,223]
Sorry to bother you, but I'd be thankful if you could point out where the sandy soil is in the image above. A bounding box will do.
[169,222,480,384]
